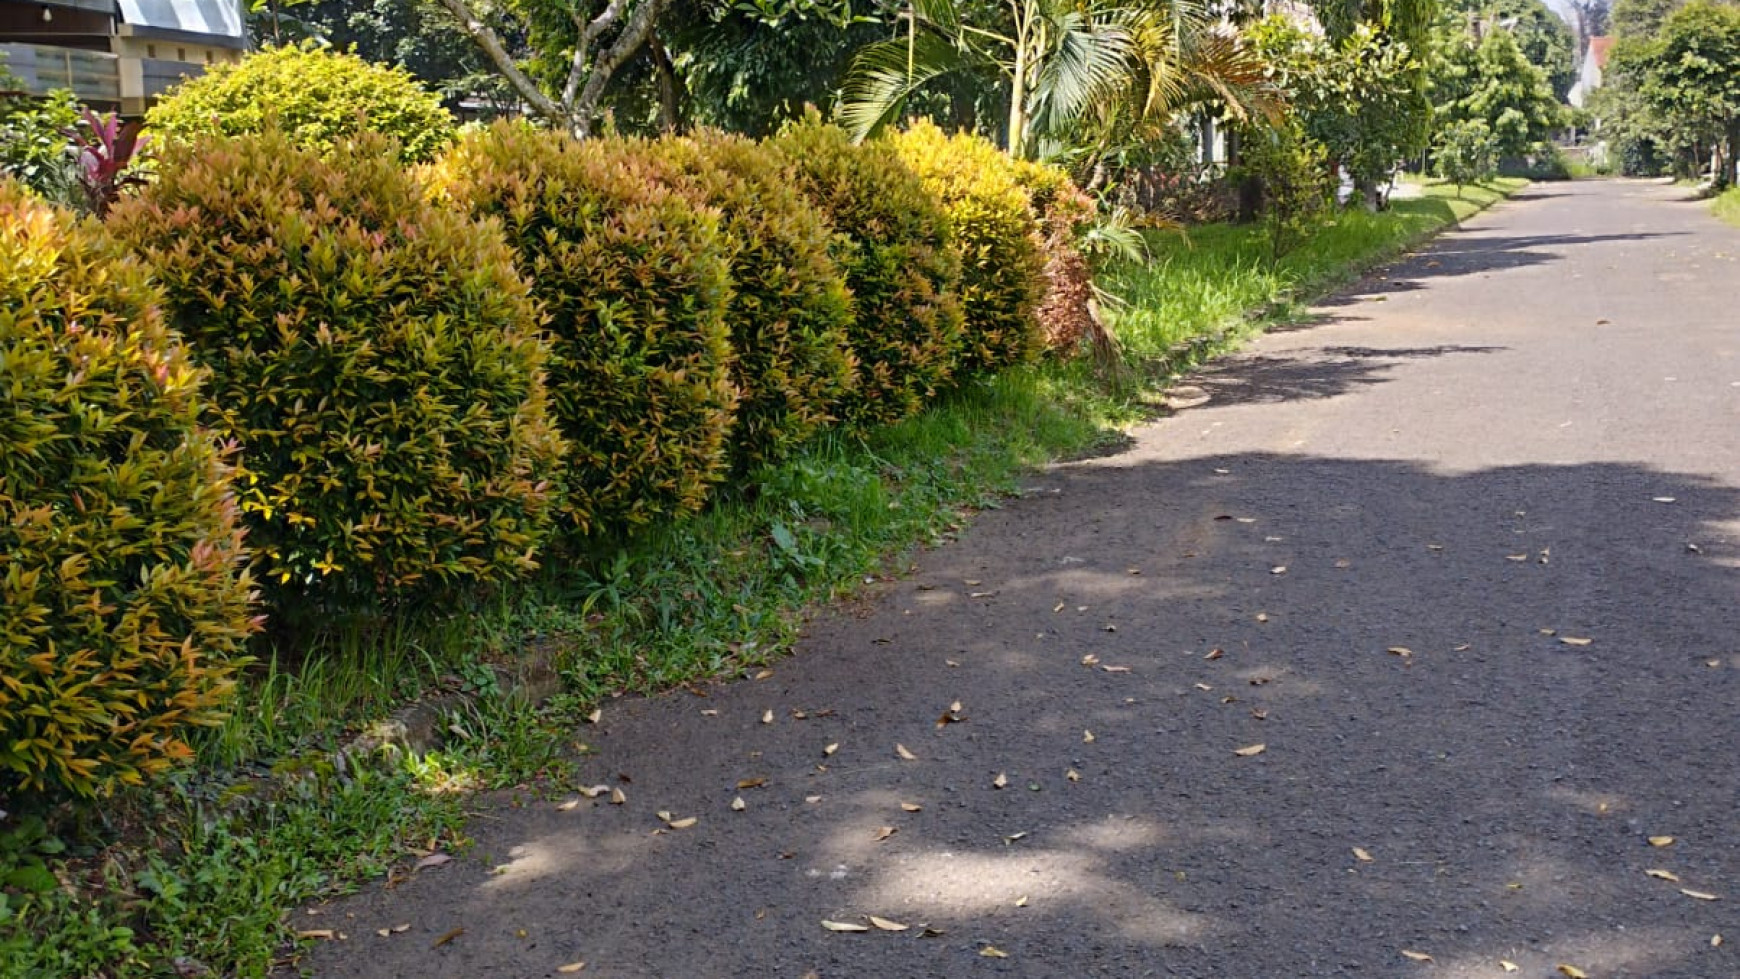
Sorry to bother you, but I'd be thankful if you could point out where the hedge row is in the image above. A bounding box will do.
[3,106,1088,797]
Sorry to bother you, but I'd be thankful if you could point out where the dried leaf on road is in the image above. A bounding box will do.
[610,788,626,805]
[1646,869,1681,881]
[586,709,602,725]
[431,927,463,948]
[1102,665,1132,673]
[1560,637,1593,647]
[577,784,611,798]
[1681,889,1720,901]
[868,916,908,932]
[823,743,839,757]
[1066,769,1082,782]
[1015,896,1029,907]
[1083,730,1095,743]
[415,853,452,870]
[731,797,746,812]
[874,826,896,842]
[993,772,1009,789]
[1400,949,1432,962]
[1649,836,1675,847]
[753,669,774,680]
[1271,566,1287,575]
[1352,847,1374,863]
[297,929,336,940]
[1558,966,1588,978]
[895,744,917,761]
[761,710,774,724]
[1205,648,1224,660]
[1234,743,1267,757]
[980,946,1009,958]
[821,920,869,933]
[1387,647,1413,657]
[556,799,581,812]
[557,962,587,974]
[900,802,922,812]
[1500,962,1518,972]
[737,777,767,790]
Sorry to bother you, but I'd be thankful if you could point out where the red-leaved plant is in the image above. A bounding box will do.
[68,109,150,216]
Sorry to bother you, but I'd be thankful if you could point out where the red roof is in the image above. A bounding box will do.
[1590,36,1614,69]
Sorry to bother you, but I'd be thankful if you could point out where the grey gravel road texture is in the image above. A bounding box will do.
[299,179,1740,979]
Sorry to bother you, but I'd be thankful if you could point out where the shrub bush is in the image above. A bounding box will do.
[144,43,455,165]
[770,114,964,426]
[110,132,563,612]
[642,130,856,470]
[1239,120,1333,261]
[1010,159,1102,353]
[435,123,738,534]
[888,121,1046,376]
[1433,119,1499,190]
[0,181,257,796]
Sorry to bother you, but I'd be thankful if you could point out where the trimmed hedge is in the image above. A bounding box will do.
[645,130,857,470]
[110,132,564,611]
[435,123,738,535]
[0,181,257,797]
[770,115,964,427]
[145,43,456,165]
[889,122,1046,375]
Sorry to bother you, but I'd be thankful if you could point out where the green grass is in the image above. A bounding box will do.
[1105,178,1526,363]
[1716,186,1740,227]
[2,178,1524,978]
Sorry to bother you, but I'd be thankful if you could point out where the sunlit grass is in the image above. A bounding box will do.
[1716,187,1740,227]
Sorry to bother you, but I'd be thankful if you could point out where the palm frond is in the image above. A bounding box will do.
[1027,8,1137,138]
[836,33,972,141]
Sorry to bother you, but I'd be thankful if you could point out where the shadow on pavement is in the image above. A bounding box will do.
[296,448,1739,979]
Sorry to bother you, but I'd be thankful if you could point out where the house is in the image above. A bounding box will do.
[1567,35,1613,109]
[0,0,244,114]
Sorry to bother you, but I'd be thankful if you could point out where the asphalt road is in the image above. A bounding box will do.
[299,180,1740,979]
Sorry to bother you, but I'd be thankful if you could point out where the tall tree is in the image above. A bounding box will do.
[1643,0,1740,184]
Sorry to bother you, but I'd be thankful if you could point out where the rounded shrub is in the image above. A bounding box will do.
[770,114,964,427]
[435,123,738,535]
[109,132,564,612]
[641,130,856,470]
[888,121,1046,376]
[1009,159,1101,353]
[0,181,257,797]
[145,42,455,165]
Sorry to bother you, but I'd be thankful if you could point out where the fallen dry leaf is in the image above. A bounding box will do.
[1066,769,1081,782]
[1081,654,1100,667]
[1714,934,1724,947]
[992,772,1009,789]
[577,784,611,798]
[1400,949,1432,962]
[900,802,922,812]
[761,710,774,724]
[297,929,336,940]
[1205,648,1224,660]
[980,946,1009,958]
[1500,962,1519,973]
[668,816,698,830]
[1271,566,1287,575]
[556,799,580,812]
[736,777,767,790]
[1646,869,1681,882]
[1560,637,1593,647]
[1558,966,1588,979]
[415,853,452,870]
[821,920,869,933]
[731,796,746,812]
[1102,665,1132,673]
[610,787,626,805]
[1234,743,1267,757]
[1653,496,1677,504]
[586,709,602,725]
[1003,832,1028,845]
[1506,554,1529,562]
[1014,896,1029,908]
[1083,730,1096,744]
[1387,647,1413,657]
[1255,612,1269,623]
[895,744,917,761]
[874,826,897,842]
[868,916,908,932]
[753,669,774,680]
[805,795,822,804]
[823,743,839,757]
[1352,847,1374,863]
[431,927,464,948]
[557,962,587,974]
[1650,836,1675,847]
[1681,889,1720,901]
[1195,683,1213,691]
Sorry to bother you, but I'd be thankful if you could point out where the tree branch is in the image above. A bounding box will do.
[571,0,673,137]
[433,0,569,127]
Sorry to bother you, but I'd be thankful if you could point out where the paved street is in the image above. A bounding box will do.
[302,179,1740,978]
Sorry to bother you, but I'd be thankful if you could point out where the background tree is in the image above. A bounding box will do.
[1434,25,1566,162]
[1610,0,1685,37]
[1641,0,1740,185]
[1439,0,1576,98]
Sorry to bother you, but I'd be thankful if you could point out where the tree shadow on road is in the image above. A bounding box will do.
[292,447,1740,979]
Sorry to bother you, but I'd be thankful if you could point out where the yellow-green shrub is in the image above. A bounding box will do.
[643,130,856,469]
[435,123,737,534]
[770,115,963,427]
[888,121,1046,375]
[109,133,563,611]
[145,43,455,165]
[0,181,257,797]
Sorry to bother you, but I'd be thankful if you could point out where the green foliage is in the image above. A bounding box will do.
[1252,18,1434,205]
[0,182,257,797]
[1433,118,1500,187]
[1239,120,1335,260]
[771,115,965,426]
[437,122,738,534]
[1644,0,1740,184]
[1610,0,1686,37]
[1715,184,1740,223]
[0,89,80,207]
[889,121,1047,376]
[1435,27,1566,162]
[145,42,456,165]
[1440,0,1577,99]
[110,132,563,612]
[646,129,857,470]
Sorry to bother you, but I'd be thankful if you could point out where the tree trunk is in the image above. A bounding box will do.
[648,33,683,134]
[1724,118,1739,189]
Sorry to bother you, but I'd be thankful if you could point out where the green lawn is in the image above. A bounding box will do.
[1716,186,1740,227]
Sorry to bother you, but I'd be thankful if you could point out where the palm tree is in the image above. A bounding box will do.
[837,0,1138,158]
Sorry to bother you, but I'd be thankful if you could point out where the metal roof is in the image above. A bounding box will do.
[116,0,243,39]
